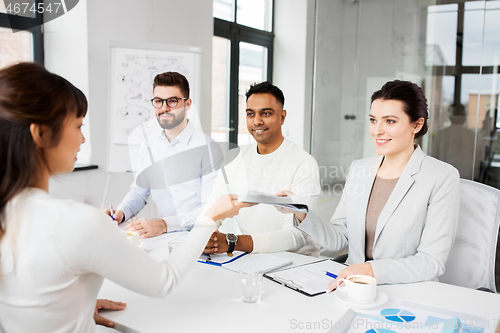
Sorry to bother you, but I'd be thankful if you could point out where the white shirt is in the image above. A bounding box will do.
[0,188,216,333]
[205,139,321,255]
[117,121,222,231]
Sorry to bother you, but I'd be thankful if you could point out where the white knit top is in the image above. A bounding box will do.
[0,188,216,332]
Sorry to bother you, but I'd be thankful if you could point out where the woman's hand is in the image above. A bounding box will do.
[275,190,306,222]
[326,263,374,293]
[204,194,255,222]
[94,299,127,327]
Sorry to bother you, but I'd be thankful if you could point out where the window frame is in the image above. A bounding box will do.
[430,2,496,105]
[0,4,98,171]
[429,1,499,182]
[213,0,275,144]
[0,0,44,65]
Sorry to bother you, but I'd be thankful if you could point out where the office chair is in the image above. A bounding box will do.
[439,179,500,293]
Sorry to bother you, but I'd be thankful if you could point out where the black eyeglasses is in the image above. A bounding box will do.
[151,97,188,109]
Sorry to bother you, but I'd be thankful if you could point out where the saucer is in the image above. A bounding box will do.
[138,242,146,250]
[334,290,388,309]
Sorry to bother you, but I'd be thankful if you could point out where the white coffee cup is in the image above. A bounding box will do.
[125,231,139,246]
[336,274,377,304]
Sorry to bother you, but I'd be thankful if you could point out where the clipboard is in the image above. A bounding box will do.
[264,259,347,297]
[198,251,249,266]
[198,252,292,274]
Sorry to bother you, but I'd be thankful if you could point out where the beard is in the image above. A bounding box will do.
[156,107,186,129]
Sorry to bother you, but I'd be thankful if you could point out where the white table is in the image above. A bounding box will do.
[98,234,500,333]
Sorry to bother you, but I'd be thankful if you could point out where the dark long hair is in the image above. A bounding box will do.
[371,80,429,139]
[0,62,87,242]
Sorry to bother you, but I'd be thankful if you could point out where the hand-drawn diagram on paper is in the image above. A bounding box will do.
[110,47,195,145]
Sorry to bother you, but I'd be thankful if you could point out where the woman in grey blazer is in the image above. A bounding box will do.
[281,80,460,288]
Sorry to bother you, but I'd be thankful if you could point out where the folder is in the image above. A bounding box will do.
[222,253,292,273]
[264,259,347,297]
[238,191,309,213]
[198,251,248,266]
[198,252,292,273]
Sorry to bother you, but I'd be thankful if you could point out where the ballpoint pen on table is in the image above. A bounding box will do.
[109,204,115,221]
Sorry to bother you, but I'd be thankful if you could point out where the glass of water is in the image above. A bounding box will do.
[239,266,263,303]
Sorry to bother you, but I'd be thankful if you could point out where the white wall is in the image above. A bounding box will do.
[44,0,91,166]
[273,0,315,151]
[46,0,214,210]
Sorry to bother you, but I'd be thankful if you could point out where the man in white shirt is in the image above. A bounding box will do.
[105,72,222,237]
[203,82,321,255]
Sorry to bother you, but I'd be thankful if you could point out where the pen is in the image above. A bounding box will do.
[323,270,337,279]
[109,204,115,221]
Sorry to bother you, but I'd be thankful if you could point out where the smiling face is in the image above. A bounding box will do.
[44,115,85,174]
[369,99,423,159]
[153,85,191,130]
[246,93,286,152]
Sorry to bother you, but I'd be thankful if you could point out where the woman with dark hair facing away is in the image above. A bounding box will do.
[0,62,247,332]
[279,80,459,290]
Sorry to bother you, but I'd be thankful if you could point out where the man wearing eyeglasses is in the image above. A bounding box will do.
[105,72,222,238]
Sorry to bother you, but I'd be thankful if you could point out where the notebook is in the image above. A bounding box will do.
[198,251,248,266]
[222,253,293,273]
[198,252,292,273]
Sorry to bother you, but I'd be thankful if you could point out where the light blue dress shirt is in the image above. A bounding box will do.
[117,121,222,232]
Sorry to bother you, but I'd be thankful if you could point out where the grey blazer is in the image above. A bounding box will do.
[298,146,460,284]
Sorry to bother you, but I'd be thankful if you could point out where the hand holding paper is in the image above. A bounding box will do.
[238,190,309,216]
[204,194,256,222]
[275,190,307,221]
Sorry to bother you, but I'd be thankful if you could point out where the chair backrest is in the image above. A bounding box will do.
[439,179,500,292]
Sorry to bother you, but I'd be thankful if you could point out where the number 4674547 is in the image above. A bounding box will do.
[5,2,62,14]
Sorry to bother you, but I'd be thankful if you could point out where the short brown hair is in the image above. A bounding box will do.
[153,72,190,98]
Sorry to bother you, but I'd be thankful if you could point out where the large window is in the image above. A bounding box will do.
[0,2,95,169]
[0,0,43,67]
[426,1,500,181]
[310,0,500,192]
[211,0,274,144]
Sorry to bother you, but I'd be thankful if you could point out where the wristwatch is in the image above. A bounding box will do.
[226,233,238,257]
